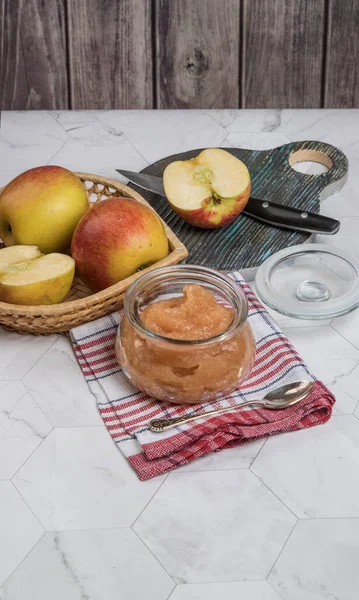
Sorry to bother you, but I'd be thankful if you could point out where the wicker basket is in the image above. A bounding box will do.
[0,172,188,335]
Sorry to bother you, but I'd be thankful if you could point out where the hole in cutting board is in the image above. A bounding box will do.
[289,149,332,175]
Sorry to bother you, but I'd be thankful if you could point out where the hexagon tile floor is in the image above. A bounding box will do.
[1,109,359,600]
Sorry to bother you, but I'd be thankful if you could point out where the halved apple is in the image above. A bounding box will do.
[0,245,42,271]
[0,245,75,305]
[163,148,251,228]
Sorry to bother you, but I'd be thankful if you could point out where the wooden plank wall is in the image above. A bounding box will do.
[68,0,153,109]
[242,0,326,108]
[324,0,359,107]
[155,0,241,109]
[1,0,359,110]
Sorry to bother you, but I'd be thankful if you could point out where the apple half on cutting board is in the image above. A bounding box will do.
[163,148,251,228]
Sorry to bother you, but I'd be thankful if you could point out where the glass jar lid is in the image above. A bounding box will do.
[254,244,359,319]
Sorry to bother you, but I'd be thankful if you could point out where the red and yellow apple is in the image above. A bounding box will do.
[71,197,169,292]
[163,148,251,228]
[0,245,75,305]
[0,166,89,253]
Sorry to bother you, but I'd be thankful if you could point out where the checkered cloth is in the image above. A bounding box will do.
[70,272,335,480]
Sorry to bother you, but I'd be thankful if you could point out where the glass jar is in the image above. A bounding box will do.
[115,265,256,404]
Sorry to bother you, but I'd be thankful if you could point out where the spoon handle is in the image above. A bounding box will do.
[149,399,260,432]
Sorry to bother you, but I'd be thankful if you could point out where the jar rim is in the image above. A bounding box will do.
[123,265,249,346]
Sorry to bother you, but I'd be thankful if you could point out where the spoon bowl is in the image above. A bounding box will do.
[261,380,314,409]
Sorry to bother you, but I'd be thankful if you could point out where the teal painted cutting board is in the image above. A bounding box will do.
[126,141,348,273]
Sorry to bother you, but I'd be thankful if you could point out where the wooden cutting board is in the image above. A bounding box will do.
[126,140,348,274]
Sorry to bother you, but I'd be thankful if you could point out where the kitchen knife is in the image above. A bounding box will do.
[116,169,340,235]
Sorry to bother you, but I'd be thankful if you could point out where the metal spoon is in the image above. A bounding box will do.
[149,380,314,432]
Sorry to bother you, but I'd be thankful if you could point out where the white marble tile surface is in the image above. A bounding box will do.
[252,415,359,518]
[269,519,359,600]
[134,470,296,583]
[98,109,227,163]
[279,109,359,158]
[0,481,44,587]
[320,163,359,219]
[281,326,359,414]
[0,381,51,478]
[205,108,282,133]
[318,216,359,259]
[0,329,58,381]
[0,112,68,171]
[222,131,291,151]
[0,529,174,600]
[332,307,359,351]
[1,108,359,599]
[49,110,107,132]
[170,581,282,600]
[48,118,147,180]
[12,427,165,531]
[23,337,101,427]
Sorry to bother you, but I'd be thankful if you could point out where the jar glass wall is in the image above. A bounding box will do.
[115,265,256,404]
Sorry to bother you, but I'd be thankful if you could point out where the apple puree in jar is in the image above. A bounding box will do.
[117,281,256,405]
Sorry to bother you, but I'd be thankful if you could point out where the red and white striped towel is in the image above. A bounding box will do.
[70,272,335,480]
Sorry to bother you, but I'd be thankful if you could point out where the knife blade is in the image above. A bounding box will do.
[116,169,340,235]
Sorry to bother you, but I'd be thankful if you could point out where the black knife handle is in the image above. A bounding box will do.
[244,197,340,235]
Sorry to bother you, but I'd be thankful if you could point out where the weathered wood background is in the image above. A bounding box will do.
[1,0,359,110]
